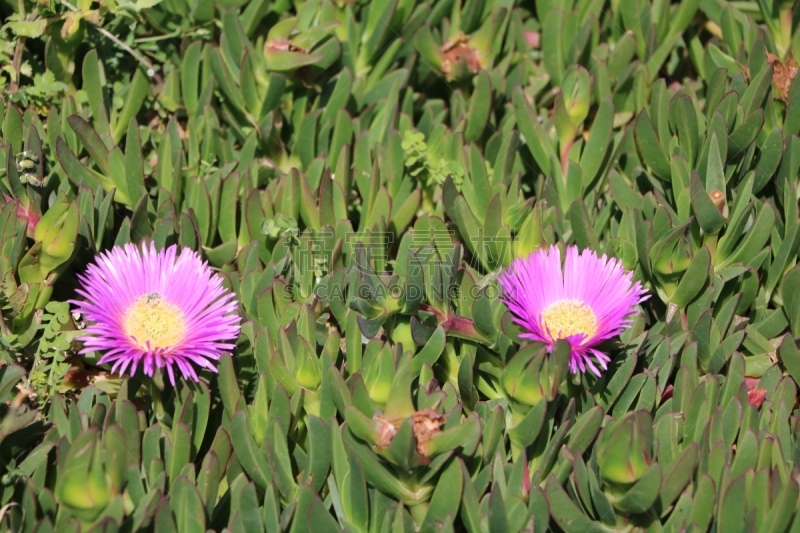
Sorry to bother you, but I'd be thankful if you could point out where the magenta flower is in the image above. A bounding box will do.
[71,243,241,384]
[499,245,647,376]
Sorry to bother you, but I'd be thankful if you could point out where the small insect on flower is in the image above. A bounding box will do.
[499,245,647,376]
[70,243,241,385]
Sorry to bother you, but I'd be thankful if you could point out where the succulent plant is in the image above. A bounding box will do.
[2,0,800,531]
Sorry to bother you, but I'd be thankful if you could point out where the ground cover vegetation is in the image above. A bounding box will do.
[1,0,800,531]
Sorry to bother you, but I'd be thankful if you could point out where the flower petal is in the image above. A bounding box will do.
[72,242,241,383]
[499,245,647,375]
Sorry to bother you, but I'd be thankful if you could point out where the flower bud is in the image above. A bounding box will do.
[502,345,547,406]
[363,344,395,405]
[294,344,322,390]
[34,196,79,275]
[56,436,111,523]
[514,206,546,258]
[502,342,567,407]
[562,66,591,126]
[597,410,654,485]
[392,317,415,352]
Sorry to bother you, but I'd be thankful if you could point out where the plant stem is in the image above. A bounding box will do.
[560,139,573,176]
[304,389,321,417]
[149,379,165,420]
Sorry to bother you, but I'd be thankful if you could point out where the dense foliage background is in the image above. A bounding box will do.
[1,0,800,531]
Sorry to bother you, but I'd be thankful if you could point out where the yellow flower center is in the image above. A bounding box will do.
[541,299,597,341]
[123,292,186,349]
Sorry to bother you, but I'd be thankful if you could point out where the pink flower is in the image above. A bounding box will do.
[499,245,647,376]
[70,243,241,384]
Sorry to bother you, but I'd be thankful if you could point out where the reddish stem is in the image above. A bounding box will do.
[560,139,574,176]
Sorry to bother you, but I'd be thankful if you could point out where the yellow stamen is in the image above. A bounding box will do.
[123,292,186,349]
[541,299,597,340]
